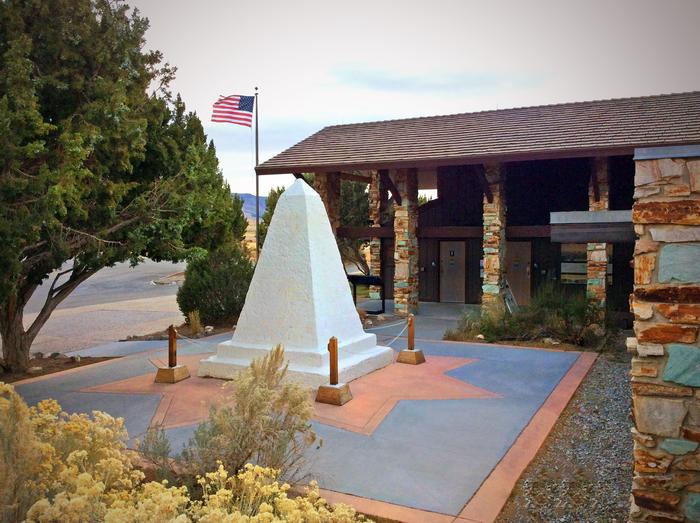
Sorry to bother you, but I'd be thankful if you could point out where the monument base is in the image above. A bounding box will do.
[199,341,393,388]
[396,349,426,365]
[155,365,190,383]
[316,383,353,405]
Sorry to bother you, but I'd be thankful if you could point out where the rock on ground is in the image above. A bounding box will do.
[497,353,632,522]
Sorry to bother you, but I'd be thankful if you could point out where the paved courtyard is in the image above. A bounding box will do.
[13,316,595,523]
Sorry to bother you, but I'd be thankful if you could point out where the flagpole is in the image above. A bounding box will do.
[254,86,260,259]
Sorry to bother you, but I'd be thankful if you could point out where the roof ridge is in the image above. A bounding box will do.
[320,90,700,130]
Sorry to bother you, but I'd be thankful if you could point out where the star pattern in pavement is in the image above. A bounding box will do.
[84,353,498,435]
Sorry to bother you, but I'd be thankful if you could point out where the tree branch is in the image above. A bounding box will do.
[60,224,123,246]
[25,266,97,343]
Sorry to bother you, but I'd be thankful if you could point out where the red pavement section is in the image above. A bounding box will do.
[322,351,597,523]
[84,353,497,435]
[83,353,231,429]
[314,356,499,435]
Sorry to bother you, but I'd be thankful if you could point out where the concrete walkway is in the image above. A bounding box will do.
[360,299,479,340]
[6,261,186,356]
[12,314,595,522]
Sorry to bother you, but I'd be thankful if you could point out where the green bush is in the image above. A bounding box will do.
[182,345,316,481]
[176,242,254,325]
[445,283,612,348]
[139,346,316,484]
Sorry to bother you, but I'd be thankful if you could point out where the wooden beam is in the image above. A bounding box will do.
[339,172,371,184]
[293,172,313,187]
[417,226,481,239]
[337,224,554,240]
[336,226,394,239]
[505,225,551,239]
[379,169,402,206]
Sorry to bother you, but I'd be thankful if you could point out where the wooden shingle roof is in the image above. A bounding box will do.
[256,91,700,174]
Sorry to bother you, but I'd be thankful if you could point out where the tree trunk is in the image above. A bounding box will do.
[0,296,31,373]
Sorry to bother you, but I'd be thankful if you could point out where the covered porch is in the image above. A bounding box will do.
[332,157,634,321]
[255,92,699,318]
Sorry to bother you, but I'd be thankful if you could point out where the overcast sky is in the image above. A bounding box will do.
[132,0,700,195]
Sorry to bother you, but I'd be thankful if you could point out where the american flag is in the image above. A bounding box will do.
[211,94,255,127]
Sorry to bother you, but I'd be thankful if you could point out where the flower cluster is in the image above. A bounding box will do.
[1,383,369,522]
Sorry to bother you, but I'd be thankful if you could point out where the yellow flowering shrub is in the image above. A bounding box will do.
[186,463,368,522]
[0,382,53,522]
[1,383,369,523]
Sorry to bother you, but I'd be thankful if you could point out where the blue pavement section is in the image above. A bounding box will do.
[15,335,228,444]
[307,339,578,516]
[165,425,198,454]
[69,340,167,357]
[68,333,230,358]
[15,355,162,441]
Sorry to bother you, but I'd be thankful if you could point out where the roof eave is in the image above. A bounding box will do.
[255,144,645,175]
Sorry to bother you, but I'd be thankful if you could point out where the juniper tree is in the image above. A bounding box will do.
[0,0,241,371]
[338,179,370,274]
[258,186,285,248]
[258,177,370,272]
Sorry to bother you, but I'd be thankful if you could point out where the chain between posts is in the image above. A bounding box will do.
[172,326,236,349]
[383,319,409,347]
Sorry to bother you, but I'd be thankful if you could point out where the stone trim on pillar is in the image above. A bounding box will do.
[313,172,341,233]
[629,147,700,523]
[587,157,610,307]
[368,171,382,299]
[481,163,506,306]
[393,168,419,316]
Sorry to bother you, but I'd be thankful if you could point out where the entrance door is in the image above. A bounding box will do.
[505,241,532,306]
[440,241,466,303]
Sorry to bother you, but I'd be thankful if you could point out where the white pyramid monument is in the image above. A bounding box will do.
[198,179,394,387]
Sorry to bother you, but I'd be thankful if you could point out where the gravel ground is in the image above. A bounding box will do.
[497,352,633,522]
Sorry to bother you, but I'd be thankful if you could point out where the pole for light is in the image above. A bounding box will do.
[254,86,260,259]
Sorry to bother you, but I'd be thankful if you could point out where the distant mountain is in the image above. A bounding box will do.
[234,193,267,220]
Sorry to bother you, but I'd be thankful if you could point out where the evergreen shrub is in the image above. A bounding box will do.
[176,243,254,326]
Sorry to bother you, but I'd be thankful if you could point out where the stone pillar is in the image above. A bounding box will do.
[482,163,506,306]
[587,157,610,307]
[629,146,700,523]
[368,171,382,299]
[313,172,340,233]
[393,168,419,316]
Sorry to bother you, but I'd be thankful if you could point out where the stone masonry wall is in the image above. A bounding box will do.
[368,171,382,299]
[629,150,700,522]
[313,172,340,233]
[587,157,610,308]
[482,163,506,306]
[393,169,419,316]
